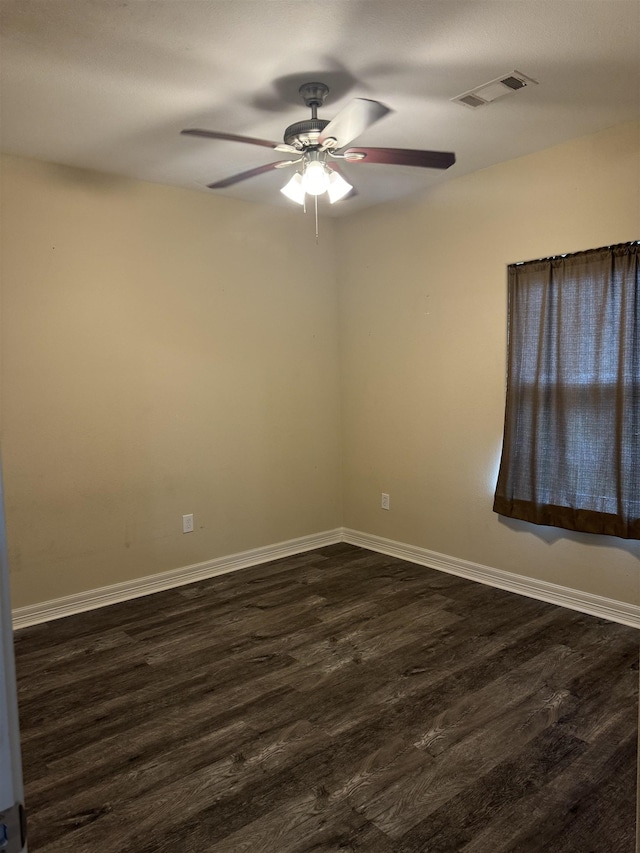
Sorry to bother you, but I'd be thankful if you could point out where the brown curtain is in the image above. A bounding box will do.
[494,242,640,539]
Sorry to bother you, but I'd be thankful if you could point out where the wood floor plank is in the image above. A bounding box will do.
[395,726,588,852]
[459,706,638,853]
[356,684,574,839]
[13,543,638,852]
[412,643,581,756]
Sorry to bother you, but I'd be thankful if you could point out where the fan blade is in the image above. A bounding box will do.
[182,129,280,149]
[207,161,292,189]
[318,99,391,148]
[343,147,456,170]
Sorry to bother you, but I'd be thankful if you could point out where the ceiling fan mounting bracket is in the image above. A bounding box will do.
[298,82,329,108]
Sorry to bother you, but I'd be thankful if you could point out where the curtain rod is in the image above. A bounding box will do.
[511,240,640,267]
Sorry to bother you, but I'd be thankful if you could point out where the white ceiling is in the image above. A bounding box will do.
[1,1,639,217]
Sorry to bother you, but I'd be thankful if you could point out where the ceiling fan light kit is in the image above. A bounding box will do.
[182,81,456,224]
[280,160,353,206]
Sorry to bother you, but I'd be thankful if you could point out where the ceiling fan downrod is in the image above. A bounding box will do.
[283,83,332,148]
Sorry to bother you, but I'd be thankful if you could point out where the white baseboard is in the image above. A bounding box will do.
[11,528,343,630]
[13,526,640,631]
[343,528,640,630]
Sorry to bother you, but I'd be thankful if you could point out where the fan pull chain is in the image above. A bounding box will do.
[315,194,319,244]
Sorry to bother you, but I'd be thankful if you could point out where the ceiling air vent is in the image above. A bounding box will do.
[452,70,538,109]
[458,94,486,108]
[501,75,527,91]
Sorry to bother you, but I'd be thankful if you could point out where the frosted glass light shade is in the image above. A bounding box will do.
[302,160,330,196]
[327,170,353,203]
[280,173,305,205]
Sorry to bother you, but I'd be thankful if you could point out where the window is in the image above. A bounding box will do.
[493,242,640,539]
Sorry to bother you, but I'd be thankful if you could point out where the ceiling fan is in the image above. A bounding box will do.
[181,82,456,206]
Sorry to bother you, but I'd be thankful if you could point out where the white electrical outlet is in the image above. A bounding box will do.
[182,513,194,533]
[381,493,390,511]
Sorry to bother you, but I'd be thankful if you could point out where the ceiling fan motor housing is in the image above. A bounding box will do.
[284,118,330,148]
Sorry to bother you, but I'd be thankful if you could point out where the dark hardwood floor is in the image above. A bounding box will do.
[13,543,638,852]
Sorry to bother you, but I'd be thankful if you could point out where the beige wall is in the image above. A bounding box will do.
[337,121,640,605]
[2,122,640,612]
[1,155,342,607]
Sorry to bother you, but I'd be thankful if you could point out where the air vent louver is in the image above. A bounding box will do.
[459,94,485,108]
[501,75,527,91]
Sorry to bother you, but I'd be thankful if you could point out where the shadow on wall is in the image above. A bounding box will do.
[498,514,640,555]
[39,161,134,193]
